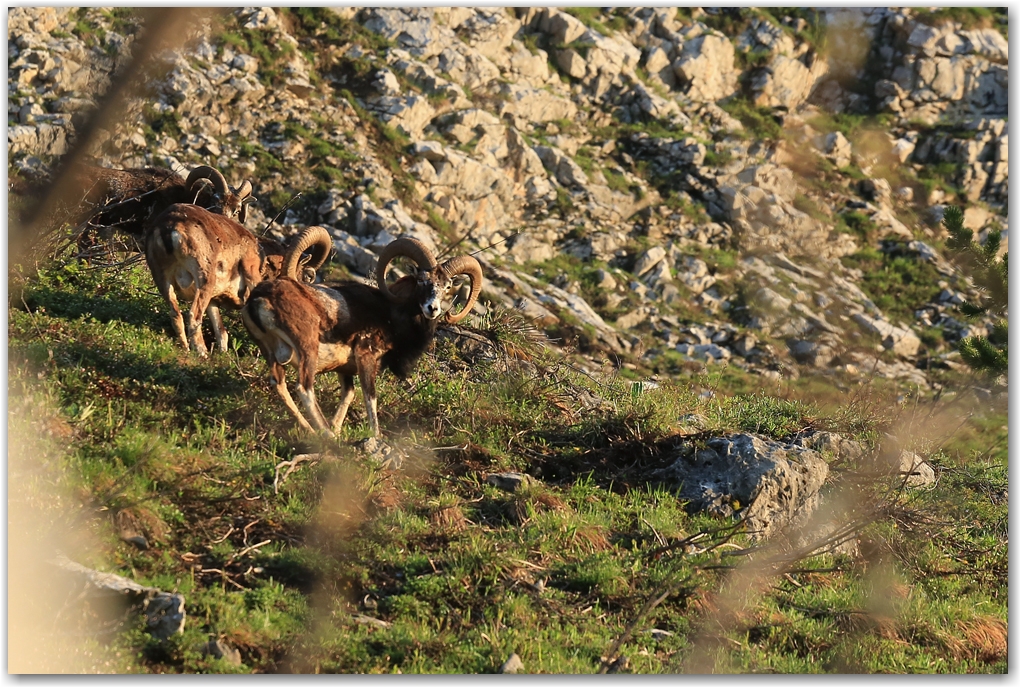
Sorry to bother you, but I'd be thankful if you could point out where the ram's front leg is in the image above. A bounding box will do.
[330,374,357,436]
[355,350,382,438]
[292,356,333,436]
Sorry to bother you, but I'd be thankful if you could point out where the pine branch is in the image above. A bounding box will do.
[941,205,1008,378]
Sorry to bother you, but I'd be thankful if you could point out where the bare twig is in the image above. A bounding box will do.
[273,453,323,494]
[260,192,303,236]
[227,539,271,563]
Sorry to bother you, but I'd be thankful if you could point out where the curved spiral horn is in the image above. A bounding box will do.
[236,179,253,200]
[189,177,214,204]
[283,225,333,281]
[185,166,228,200]
[439,255,483,324]
[375,237,438,303]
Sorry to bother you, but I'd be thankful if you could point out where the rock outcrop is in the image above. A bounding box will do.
[8,6,1007,396]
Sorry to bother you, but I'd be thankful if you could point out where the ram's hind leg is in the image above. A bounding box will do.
[292,356,332,436]
[330,374,357,436]
[269,361,317,434]
[151,270,188,349]
[185,287,213,357]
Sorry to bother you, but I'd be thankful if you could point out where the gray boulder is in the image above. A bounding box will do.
[533,145,588,189]
[666,433,829,542]
[673,33,739,103]
[50,554,186,640]
[852,312,921,358]
[896,451,936,489]
[363,8,450,60]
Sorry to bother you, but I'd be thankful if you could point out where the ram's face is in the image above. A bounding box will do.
[220,194,244,221]
[417,271,444,320]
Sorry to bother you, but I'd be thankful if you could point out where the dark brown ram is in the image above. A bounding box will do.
[241,227,483,437]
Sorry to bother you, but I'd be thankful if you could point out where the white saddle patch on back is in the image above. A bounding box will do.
[310,286,350,322]
[317,341,354,373]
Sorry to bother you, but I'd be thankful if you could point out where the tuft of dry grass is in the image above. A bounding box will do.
[565,523,610,553]
[114,506,169,543]
[429,504,469,532]
[955,617,1008,663]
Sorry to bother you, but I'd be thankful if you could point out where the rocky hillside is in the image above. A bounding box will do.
[7,8,1008,674]
[8,6,1008,392]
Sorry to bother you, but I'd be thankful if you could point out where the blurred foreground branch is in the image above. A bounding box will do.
[10,7,224,265]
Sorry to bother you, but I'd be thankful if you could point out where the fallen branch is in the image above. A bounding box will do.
[273,453,323,494]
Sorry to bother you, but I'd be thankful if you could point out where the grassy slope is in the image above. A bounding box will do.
[7,256,1007,674]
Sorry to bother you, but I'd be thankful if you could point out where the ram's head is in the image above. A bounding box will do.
[185,166,257,223]
[376,238,483,324]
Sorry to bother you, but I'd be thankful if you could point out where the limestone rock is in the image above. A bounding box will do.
[500,83,578,123]
[365,94,435,139]
[539,8,587,45]
[752,287,793,317]
[199,639,242,666]
[331,231,379,276]
[633,246,667,277]
[673,34,739,103]
[487,472,536,493]
[676,256,714,294]
[736,164,796,204]
[852,313,921,358]
[500,652,525,674]
[533,145,588,189]
[455,9,520,63]
[363,8,451,60]
[896,451,936,489]
[505,233,555,265]
[823,131,852,168]
[750,54,826,110]
[50,554,186,641]
[667,433,829,542]
[788,338,836,368]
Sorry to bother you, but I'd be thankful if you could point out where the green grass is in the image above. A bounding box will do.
[71,8,107,48]
[696,7,757,38]
[572,146,595,179]
[738,47,773,70]
[212,14,299,87]
[841,247,944,324]
[759,8,828,51]
[703,146,734,168]
[793,194,830,222]
[604,168,638,196]
[835,210,878,242]
[140,105,183,144]
[720,98,783,142]
[662,192,712,225]
[808,113,895,141]
[913,7,1002,32]
[596,116,689,142]
[917,162,963,200]
[7,231,1006,673]
[563,8,628,36]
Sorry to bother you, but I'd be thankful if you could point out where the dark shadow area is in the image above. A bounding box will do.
[20,281,167,330]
